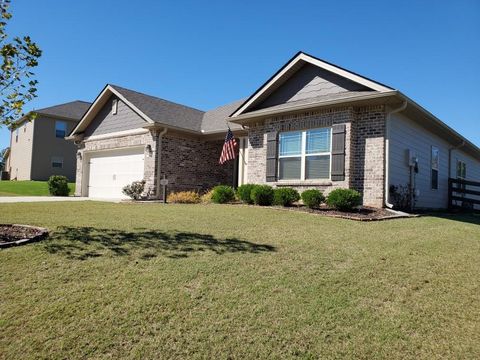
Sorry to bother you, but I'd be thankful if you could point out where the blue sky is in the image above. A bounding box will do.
[1,0,479,149]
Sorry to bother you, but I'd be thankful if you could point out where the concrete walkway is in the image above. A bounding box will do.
[0,196,121,203]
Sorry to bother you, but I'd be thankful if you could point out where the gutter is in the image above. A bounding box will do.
[384,100,408,208]
[230,91,399,123]
[156,127,168,199]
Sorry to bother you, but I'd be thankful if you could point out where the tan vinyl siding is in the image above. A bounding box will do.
[389,112,480,209]
[8,120,34,180]
[30,116,78,181]
[84,95,147,137]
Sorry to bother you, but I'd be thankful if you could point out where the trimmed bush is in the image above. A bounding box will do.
[326,188,362,211]
[122,180,145,200]
[273,187,300,207]
[250,185,274,206]
[48,175,70,196]
[236,184,256,204]
[301,189,325,209]
[211,185,235,204]
[167,191,201,204]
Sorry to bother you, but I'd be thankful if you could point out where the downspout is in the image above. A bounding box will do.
[385,100,408,208]
[156,127,168,199]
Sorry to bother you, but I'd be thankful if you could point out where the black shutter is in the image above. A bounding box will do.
[266,131,278,182]
[331,124,346,181]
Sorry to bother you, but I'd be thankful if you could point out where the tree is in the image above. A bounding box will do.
[0,0,41,127]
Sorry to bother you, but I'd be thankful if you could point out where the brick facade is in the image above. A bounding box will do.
[159,134,234,194]
[75,131,234,199]
[246,105,386,207]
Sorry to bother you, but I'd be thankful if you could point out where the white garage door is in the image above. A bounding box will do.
[87,148,145,199]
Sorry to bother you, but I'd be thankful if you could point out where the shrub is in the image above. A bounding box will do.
[122,180,145,200]
[301,189,325,209]
[326,188,362,211]
[201,189,214,204]
[236,184,256,204]
[211,185,235,204]
[48,175,70,196]
[167,191,201,204]
[250,185,274,206]
[389,184,411,211]
[273,187,300,207]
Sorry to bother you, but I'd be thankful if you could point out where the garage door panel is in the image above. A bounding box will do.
[87,148,145,199]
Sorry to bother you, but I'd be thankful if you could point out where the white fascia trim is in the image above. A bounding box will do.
[83,128,149,142]
[231,91,399,123]
[231,53,391,117]
[70,85,154,136]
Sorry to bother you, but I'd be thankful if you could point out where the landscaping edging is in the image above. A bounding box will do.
[233,204,417,221]
[0,224,49,248]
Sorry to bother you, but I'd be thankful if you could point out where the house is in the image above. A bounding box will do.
[7,100,91,181]
[68,52,480,209]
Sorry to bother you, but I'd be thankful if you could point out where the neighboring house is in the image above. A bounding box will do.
[68,52,480,209]
[7,101,91,181]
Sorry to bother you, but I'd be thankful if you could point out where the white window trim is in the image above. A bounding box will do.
[457,160,466,180]
[431,145,439,190]
[278,127,332,181]
[112,98,118,115]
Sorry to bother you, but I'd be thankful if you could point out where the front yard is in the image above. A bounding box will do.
[1,202,479,359]
[0,180,75,196]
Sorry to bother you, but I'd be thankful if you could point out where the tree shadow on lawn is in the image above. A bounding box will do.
[44,226,276,260]
[421,212,480,226]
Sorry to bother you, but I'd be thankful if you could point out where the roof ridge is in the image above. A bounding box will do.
[109,84,205,114]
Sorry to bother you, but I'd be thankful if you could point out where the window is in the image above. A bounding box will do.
[431,146,439,189]
[51,156,63,169]
[55,121,67,138]
[112,98,118,115]
[278,127,331,180]
[15,127,19,142]
[456,160,466,179]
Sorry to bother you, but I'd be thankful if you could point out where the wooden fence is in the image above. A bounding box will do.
[448,178,480,210]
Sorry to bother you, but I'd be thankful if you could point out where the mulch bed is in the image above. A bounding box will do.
[259,204,414,221]
[0,224,49,248]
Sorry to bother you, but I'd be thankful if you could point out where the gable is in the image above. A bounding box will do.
[230,52,393,118]
[251,63,372,111]
[84,95,147,137]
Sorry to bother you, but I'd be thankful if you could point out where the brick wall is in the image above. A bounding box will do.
[160,134,234,194]
[75,131,234,198]
[246,105,386,207]
[74,131,157,197]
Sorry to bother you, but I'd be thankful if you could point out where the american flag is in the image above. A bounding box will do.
[219,128,237,164]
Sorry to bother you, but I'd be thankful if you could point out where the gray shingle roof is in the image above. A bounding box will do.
[201,99,246,133]
[110,84,244,134]
[110,85,205,132]
[36,100,91,120]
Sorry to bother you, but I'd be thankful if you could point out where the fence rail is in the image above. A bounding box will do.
[448,178,480,209]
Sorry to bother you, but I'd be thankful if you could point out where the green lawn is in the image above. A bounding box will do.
[1,203,479,359]
[0,180,75,196]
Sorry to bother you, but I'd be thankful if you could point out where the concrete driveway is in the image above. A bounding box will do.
[0,196,121,203]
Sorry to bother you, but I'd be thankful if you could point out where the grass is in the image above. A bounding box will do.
[0,180,75,196]
[1,202,479,359]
